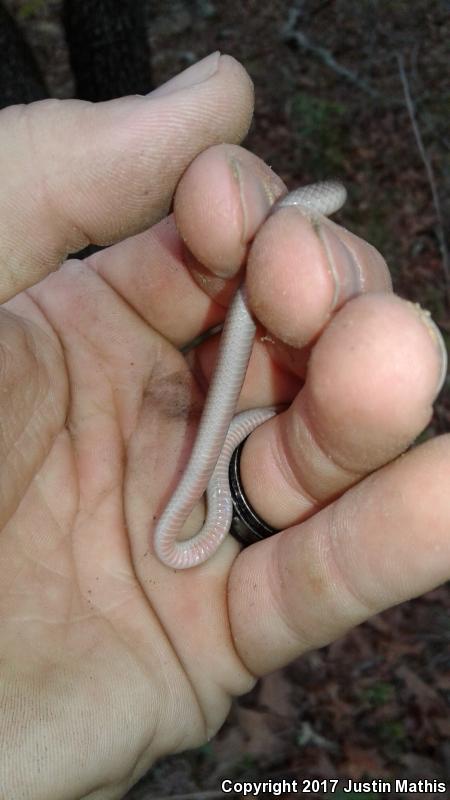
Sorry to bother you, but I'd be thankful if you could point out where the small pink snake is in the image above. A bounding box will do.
[154,181,347,569]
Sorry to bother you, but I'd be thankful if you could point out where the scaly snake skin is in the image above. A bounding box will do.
[154,181,347,569]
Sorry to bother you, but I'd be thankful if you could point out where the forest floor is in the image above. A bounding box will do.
[4,1,449,798]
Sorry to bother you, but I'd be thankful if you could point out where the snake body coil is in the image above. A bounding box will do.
[154,181,347,569]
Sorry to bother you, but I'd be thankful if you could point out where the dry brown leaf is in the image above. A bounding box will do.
[235,707,287,762]
[258,671,295,719]
[341,743,386,779]
[396,665,446,715]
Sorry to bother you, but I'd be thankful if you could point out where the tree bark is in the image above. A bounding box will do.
[0,2,48,109]
[63,0,153,101]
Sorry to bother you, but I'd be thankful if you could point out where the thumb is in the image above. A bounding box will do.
[0,52,253,302]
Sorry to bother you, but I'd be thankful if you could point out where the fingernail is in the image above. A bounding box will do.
[319,224,364,308]
[148,52,221,98]
[408,303,448,397]
[230,157,283,246]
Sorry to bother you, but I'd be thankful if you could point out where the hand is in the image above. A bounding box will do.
[0,54,448,800]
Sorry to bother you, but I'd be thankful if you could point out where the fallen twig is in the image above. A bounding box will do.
[283,25,380,100]
[397,52,450,301]
[281,7,382,101]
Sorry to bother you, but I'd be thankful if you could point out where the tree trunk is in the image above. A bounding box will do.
[63,0,153,101]
[0,3,48,109]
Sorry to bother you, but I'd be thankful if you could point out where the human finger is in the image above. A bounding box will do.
[228,433,450,675]
[87,143,286,348]
[87,143,388,354]
[239,292,447,531]
[0,53,253,303]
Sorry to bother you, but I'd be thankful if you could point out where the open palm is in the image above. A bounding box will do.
[1,56,448,800]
